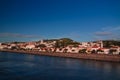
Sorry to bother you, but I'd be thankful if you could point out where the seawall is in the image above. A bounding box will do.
[0,49,120,62]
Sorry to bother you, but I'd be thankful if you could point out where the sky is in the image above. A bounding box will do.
[0,0,120,42]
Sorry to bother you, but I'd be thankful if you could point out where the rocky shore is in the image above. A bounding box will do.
[1,49,120,62]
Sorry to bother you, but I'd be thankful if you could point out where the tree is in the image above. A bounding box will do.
[97,49,104,52]
[52,38,80,48]
[54,40,61,48]
[103,40,120,48]
[60,38,73,47]
[71,42,80,47]
[36,44,46,48]
[109,49,117,54]
[79,49,87,53]
[91,50,96,54]
[11,46,18,50]
[54,38,74,48]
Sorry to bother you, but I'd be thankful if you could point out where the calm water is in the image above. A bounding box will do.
[0,52,120,80]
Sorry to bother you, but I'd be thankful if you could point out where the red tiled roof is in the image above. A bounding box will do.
[92,45,99,48]
[111,46,119,48]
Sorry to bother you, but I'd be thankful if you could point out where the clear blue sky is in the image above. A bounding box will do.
[0,0,120,42]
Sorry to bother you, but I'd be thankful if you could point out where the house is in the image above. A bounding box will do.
[81,42,88,47]
[110,46,120,54]
[98,48,109,54]
[66,47,79,53]
[91,45,100,51]
[25,44,35,49]
[56,48,64,53]
[0,45,8,49]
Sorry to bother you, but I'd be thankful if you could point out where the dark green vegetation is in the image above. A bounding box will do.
[46,38,80,48]
[103,40,120,48]
[44,38,120,48]
[2,38,120,48]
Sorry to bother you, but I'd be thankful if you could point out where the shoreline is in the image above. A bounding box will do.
[0,49,120,62]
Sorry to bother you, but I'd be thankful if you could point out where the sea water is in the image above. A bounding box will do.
[0,52,120,80]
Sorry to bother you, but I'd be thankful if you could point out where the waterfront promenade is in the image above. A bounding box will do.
[1,49,120,62]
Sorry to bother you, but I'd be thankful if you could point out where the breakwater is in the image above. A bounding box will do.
[1,49,120,62]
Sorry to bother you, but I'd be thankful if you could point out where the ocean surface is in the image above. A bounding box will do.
[0,52,120,80]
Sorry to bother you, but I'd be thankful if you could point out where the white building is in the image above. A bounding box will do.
[110,46,120,55]
[81,42,88,47]
[102,48,109,54]
[56,48,64,53]
[25,44,35,49]
[91,45,100,51]
[0,45,8,50]
[65,47,79,53]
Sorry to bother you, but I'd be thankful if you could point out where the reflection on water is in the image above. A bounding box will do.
[0,52,120,80]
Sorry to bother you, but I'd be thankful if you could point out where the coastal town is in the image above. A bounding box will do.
[0,38,120,55]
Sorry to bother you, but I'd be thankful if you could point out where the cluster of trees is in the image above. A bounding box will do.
[36,39,120,49]
[78,49,104,54]
[35,38,80,48]
[54,38,80,48]
[103,40,120,48]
